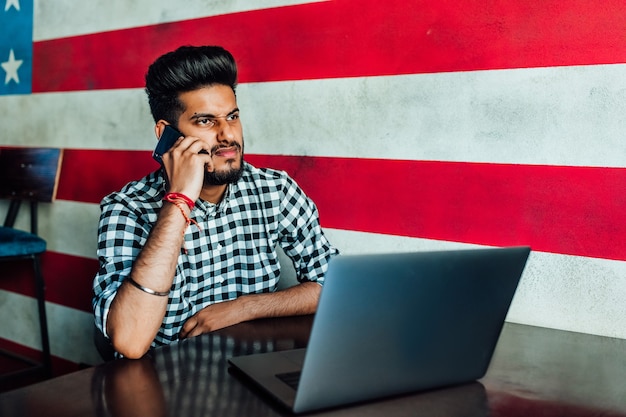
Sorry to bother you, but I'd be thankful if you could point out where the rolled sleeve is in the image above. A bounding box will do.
[277,176,339,285]
[92,195,154,338]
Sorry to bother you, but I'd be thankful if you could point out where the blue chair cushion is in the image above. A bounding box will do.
[0,226,47,257]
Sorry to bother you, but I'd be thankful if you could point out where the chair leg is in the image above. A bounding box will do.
[32,255,52,378]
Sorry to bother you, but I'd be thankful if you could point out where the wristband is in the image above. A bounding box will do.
[163,192,195,210]
[162,194,201,255]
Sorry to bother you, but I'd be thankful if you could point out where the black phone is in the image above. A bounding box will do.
[152,125,183,164]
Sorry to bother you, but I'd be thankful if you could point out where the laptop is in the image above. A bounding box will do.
[228,246,530,413]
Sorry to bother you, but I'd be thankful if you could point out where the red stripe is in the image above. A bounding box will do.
[0,252,98,313]
[53,149,626,261]
[56,149,158,203]
[247,155,626,262]
[32,0,626,92]
[0,338,84,374]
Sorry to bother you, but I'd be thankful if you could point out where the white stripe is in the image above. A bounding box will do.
[0,291,103,365]
[1,89,155,151]
[33,0,328,41]
[241,64,626,168]
[4,64,626,167]
[41,201,101,259]
[3,200,100,260]
[324,229,626,340]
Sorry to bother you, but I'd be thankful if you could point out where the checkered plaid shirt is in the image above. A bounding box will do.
[93,162,338,348]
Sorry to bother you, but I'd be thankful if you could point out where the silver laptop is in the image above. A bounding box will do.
[228,246,530,413]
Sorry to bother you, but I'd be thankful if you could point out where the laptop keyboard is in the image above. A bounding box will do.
[276,371,301,390]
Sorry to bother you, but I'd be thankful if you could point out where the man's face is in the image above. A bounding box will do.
[177,84,244,185]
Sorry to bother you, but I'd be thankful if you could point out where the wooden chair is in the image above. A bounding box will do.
[0,147,63,381]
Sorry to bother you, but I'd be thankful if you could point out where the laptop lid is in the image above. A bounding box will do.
[229,246,530,413]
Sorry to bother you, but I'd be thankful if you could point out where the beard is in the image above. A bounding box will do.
[203,143,244,186]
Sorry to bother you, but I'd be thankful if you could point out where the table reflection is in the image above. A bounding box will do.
[90,315,493,417]
[92,316,312,417]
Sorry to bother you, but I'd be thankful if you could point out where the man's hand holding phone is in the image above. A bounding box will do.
[154,125,213,201]
[152,125,183,165]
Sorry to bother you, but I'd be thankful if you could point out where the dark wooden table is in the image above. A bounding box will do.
[1,315,625,416]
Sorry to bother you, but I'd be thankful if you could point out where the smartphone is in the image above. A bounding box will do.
[152,125,183,164]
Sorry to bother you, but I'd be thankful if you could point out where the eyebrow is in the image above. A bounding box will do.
[190,107,240,121]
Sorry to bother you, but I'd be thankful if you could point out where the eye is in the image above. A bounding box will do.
[226,112,240,122]
[196,118,216,128]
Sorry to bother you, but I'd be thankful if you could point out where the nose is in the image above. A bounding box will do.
[215,118,236,143]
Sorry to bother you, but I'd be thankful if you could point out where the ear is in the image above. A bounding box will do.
[154,120,169,140]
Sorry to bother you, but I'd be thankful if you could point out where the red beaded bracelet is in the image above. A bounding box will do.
[163,192,195,210]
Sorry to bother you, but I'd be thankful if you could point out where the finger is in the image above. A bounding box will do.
[205,158,215,173]
[180,137,215,171]
[179,319,196,339]
[187,325,205,339]
[176,136,213,157]
[161,136,185,159]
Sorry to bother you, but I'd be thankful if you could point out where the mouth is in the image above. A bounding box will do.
[211,145,240,159]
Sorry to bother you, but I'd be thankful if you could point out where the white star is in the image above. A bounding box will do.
[4,0,20,11]
[1,49,23,84]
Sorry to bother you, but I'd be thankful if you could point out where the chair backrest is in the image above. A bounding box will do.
[0,147,63,233]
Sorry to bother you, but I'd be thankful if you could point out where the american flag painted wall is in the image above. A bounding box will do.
[1,0,626,366]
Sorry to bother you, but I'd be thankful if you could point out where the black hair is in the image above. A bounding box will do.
[145,45,238,126]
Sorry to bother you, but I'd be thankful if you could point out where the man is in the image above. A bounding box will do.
[93,45,338,359]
